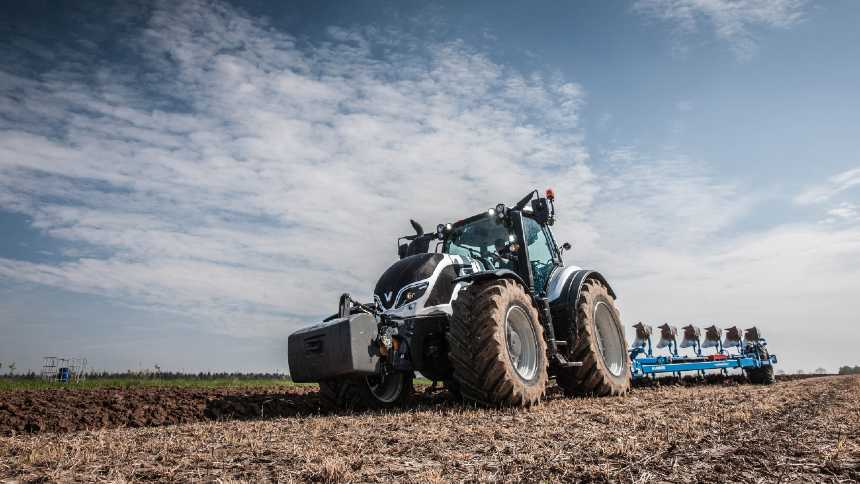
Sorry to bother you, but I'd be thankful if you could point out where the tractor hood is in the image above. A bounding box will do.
[374,253,444,310]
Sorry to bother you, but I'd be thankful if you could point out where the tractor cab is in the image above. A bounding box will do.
[436,189,566,296]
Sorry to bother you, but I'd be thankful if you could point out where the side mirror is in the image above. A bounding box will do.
[560,242,571,255]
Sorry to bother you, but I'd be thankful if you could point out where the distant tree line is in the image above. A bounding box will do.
[838,365,860,375]
[0,362,16,375]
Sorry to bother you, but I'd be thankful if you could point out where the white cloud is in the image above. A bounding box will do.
[827,203,858,220]
[0,0,594,336]
[795,166,860,205]
[614,223,860,373]
[633,0,808,59]
[579,148,756,275]
[821,202,860,225]
[583,147,860,372]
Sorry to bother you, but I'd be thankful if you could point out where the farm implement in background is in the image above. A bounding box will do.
[629,323,777,384]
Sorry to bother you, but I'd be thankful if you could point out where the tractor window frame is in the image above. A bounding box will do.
[543,225,563,265]
[521,215,560,293]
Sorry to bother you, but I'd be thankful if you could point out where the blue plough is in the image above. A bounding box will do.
[629,323,778,381]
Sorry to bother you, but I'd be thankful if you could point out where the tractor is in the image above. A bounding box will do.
[288,189,631,408]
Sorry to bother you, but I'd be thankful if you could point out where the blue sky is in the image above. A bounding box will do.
[1,0,858,373]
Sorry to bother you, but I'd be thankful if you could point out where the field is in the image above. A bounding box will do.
[0,376,306,391]
[0,375,433,392]
[0,375,857,482]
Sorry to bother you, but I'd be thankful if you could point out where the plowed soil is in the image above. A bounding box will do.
[1,375,858,482]
[0,386,322,436]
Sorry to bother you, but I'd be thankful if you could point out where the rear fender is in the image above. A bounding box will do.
[548,269,617,348]
[547,268,616,304]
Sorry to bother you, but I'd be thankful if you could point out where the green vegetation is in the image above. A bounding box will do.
[0,372,435,391]
[0,373,307,391]
[413,376,433,385]
[838,365,860,375]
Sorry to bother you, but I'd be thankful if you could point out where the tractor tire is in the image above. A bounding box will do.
[745,348,776,385]
[557,277,631,396]
[318,371,413,411]
[446,279,548,407]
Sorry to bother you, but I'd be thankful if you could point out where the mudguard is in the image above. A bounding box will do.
[548,269,617,350]
[555,269,616,303]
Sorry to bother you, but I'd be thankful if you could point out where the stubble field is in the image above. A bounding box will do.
[1,375,858,482]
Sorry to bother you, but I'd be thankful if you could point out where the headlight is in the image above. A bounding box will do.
[395,281,429,308]
[437,223,453,239]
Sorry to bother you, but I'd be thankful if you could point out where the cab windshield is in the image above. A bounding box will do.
[443,215,513,271]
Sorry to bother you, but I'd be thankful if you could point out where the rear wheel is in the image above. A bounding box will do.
[745,348,775,385]
[557,278,631,396]
[446,279,548,407]
[319,371,413,411]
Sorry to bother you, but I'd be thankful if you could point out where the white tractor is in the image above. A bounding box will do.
[288,189,631,408]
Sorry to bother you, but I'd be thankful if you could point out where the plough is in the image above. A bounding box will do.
[628,323,778,384]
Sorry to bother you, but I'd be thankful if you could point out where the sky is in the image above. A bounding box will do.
[1,0,858,374]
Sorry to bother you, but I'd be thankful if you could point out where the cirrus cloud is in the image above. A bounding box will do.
[633,0,808,59]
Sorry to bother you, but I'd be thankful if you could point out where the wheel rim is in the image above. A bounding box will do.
[366,372,404,403]
[505,305,539,381]
[593,301,626,377]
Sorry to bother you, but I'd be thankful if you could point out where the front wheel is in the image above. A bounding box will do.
[319,371,414,411]
[446,279,548,407]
